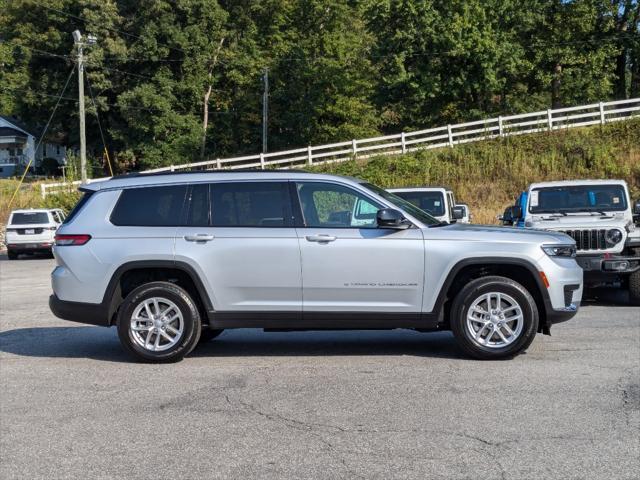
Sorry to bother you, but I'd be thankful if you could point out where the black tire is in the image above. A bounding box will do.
[629,270,640,306]
[117,281,201,363]
[7,250,18,260]
[197,328,224,344]
[450,275,539,360]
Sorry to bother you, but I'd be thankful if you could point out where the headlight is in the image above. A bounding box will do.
[542,244,577,257]
[605,229,623,246]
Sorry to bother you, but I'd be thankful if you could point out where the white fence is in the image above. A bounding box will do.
[41,97,640,197]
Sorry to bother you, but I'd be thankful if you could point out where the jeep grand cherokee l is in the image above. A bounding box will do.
[50,171,583,362]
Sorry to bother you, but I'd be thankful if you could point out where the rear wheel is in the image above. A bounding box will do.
[117,281,201,363]
[7,250,18,260]
[450,276,539,360]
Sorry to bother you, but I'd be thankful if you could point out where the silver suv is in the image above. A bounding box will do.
[49,171,583,362]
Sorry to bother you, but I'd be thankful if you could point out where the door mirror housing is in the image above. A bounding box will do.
[377,208,411,229]
[500,206,519,225]
[452,206,464,220]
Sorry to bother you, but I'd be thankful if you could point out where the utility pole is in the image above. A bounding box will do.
[72,30,96,183]
[262,68,269,153]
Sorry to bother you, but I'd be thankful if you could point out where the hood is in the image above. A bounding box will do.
[528,214,628,230]
[431,223,572,244]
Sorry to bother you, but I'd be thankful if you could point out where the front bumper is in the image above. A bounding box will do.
[545,300,580,325]
[49,294,110,327]
[576,254,640,274]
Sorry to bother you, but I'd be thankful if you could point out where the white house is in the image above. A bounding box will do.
[0,115,67,178]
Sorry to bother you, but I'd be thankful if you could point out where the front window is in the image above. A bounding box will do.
[296,182,381,228]
[529,184,628,213]
[360,184,440,225]
[10,212,50,225]
[391,190,446,217]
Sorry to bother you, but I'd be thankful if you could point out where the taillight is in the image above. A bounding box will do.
[55,234,91,246]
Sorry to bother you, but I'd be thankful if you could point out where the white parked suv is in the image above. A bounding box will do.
[5,208,65,259]
[50,171,583,362]
[501,179,640,304]
[387,187,466,224]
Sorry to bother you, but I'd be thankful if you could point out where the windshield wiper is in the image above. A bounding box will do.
[429,221,449,228]
[540,211,567,218]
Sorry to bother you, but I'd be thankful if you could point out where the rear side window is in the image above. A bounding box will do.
[10,212,50,225]
[111,185,187,226]
[185,184,210,226]
[211,182,291,227]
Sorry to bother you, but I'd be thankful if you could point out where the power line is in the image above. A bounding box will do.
[85,70,113,176]
[8,65,76,208]
[3,85,239,116]
[28,0,197,57]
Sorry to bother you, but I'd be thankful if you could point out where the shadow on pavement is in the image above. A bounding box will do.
[0,326,464,361]
[582,287,633,307]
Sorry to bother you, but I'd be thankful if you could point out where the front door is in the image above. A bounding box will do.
[294,181,425,317]
[175,181,302,314]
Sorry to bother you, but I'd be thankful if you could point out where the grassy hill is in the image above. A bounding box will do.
[309,119,640,224]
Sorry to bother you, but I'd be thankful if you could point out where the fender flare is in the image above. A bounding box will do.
[102,260,213,325]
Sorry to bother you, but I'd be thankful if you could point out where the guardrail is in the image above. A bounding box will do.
[41,97,640,197]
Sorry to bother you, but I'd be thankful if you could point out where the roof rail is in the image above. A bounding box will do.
[109,168,311,180]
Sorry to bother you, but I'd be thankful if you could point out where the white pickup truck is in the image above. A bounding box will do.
[501,179,640,304]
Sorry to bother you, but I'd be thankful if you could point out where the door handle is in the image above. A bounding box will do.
[305,234,337,243]
[184,234,215,242]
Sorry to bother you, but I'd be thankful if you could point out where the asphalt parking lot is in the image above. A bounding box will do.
[1,256,639,480]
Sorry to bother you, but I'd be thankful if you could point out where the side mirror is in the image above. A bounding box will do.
[634,200,640,215]
[377,208,411,229]
[500,206,514,225]
[452,206,464,220]
[512,205,523,219]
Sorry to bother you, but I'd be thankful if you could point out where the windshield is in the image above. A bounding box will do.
[360,183,440,225]
[391,190,446,217]
[10,212,50,225]
[529,184,628,213]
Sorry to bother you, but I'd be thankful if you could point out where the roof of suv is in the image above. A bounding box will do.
[529,179,628,189]
[387,186,451,192]
[82,170,364,191]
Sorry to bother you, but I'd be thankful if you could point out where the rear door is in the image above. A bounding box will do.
[175,181,302,313]
[294,181,425,316]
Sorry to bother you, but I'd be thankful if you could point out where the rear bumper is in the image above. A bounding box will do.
[49,294,110,327]
[7,242,53,252]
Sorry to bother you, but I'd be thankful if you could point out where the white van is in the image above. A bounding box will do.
[5,209,65,259]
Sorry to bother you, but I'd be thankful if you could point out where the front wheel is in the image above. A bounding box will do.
[117,281,202,363]
[450,276,539,360]
[7,250,18,260]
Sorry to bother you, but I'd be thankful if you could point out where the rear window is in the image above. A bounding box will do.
[211,182,291,227]
[111,185,187,226]
[393,191,445,217]
[10,212,50,225]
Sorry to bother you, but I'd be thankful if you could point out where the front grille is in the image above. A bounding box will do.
[17,228,44,235]
[559,229,607,251]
